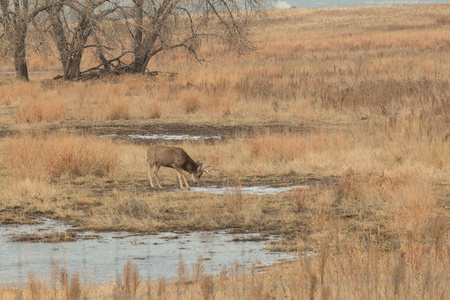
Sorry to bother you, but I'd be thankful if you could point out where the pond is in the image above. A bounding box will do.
[0,218,298,287]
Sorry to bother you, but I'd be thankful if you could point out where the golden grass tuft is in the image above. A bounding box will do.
[108,99,130,120]
[179,90,201,114]
[115,260,141,297]
[3,132,117,180]
[145,100,162,119]
[223,182,248,213]
[15,98,69,122]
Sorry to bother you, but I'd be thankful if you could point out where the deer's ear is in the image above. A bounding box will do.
[197,162,203,171]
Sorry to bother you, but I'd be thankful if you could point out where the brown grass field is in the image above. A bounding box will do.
[0,4,449,299]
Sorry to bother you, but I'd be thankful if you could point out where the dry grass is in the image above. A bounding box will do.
[0,3,449,299]
[3,132,117,180]
[0,5,447,125]
[1,241,447,299]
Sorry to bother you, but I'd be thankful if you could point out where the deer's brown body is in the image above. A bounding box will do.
[147,145,205,190]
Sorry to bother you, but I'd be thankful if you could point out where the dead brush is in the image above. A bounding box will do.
[68,274,81,300]
[333,172,365,206]
[224,181,248,213]
[289,188,309,212]
[177,259,189,285]
[28,273,43,300]
[108,99,130,120]
[115,260,141,297]
[58,268,82,299]
[248,131,304,162]
[157,277,167,299]
[146,101,162,119]
[200,274,214,300]
[115,198,152,218]
[193,256,206,282]
[179,92,200,114]
[15,93,69,123]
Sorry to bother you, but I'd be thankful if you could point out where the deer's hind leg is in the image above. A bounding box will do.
[148,165,163,189]
[148,165,155,188]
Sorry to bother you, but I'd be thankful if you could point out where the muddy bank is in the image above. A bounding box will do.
[0,121,312,144]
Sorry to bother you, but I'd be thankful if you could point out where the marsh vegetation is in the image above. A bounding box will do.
[0,3,449,299]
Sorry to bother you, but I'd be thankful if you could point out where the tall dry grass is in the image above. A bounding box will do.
[3,132,117,180]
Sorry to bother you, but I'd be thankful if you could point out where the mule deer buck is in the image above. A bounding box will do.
[147,145,218,190]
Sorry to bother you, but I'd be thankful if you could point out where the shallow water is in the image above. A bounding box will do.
[0,218,297,287]
[191,185,309,195]
[102,133,221,141]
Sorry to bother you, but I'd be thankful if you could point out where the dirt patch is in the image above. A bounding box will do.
[0,121,312,144]
[67,173,332,198]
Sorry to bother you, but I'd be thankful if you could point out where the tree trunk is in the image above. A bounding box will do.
[131,0,146,73]
[14,51,29,81]
[49,5,91,80]
[13,23,29,81]
[63,51,83,80]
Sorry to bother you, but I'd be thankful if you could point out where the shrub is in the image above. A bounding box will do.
[180,93,200,114]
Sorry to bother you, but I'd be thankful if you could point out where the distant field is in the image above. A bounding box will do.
[0,4,449,299]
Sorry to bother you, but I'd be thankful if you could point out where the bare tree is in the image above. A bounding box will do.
[47,0,119,80]
[48,0,265,79]
[0,0,49,80]
[2,0,265,81]
[122,0,265,74]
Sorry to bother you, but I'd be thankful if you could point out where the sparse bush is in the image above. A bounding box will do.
[115,198,152,218]
[115,260,141,296]
[224,182,248,213]
[290,188,309,212]
[146,101,162,119]
[180,93,200,114]
[108,100,130,120]
[192,256,206,282]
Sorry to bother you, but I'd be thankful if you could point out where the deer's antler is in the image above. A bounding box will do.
[203,158,220,175]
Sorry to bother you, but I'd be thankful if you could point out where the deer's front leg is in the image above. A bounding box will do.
[148,168,155,188]
[153,166,163,189]
[176,170,185,190]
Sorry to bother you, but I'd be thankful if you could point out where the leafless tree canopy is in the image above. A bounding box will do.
[1,0,266,80]
[0,0,50,80]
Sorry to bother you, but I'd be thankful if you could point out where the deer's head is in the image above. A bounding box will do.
[191,161,205,184]
[191,160,219,184]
